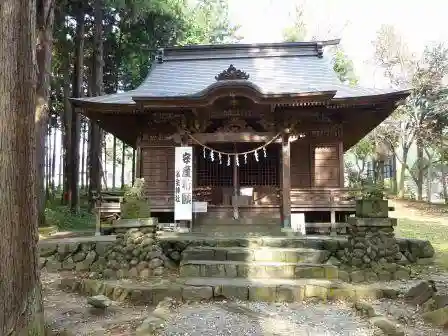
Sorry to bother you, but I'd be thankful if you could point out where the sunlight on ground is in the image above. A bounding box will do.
[396,218,448,270]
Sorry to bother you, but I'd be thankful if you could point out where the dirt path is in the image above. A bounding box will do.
[43,272,152,335]
[390,200,448,225]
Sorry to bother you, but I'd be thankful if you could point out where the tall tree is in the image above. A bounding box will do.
[70,0,85,212]
[89,0,104,209]
[36,0,55,225]
[0,0,45,334]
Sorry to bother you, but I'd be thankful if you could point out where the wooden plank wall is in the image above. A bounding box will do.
[138,136,175,206]
[290,141,343,188]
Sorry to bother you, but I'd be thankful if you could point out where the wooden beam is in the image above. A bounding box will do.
[281,133,291,228]
[191,132,280,144]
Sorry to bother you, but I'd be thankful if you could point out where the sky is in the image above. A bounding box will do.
[227,0,448,87]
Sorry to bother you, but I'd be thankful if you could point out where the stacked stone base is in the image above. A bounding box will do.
[342,216,411,281]
[100,224,170,279]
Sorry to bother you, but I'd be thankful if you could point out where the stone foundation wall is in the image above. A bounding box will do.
[159,236,435,268]
[342,217,401,267]
[39,225,174,279]
[39,237,115,272]
[39,229,435,283]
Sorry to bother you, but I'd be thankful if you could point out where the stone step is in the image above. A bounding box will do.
[159,233,346,250]
[179,260,338,279]
[181,277,400,302]
[58,276,400,305]
[181,246,330,264]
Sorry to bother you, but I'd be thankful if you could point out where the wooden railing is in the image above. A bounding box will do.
[290,188,355,210]
[144,187,357,210]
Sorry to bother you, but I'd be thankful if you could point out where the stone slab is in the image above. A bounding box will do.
[181,246,330,263]
[347,217,397,227]
[179,260,338,280]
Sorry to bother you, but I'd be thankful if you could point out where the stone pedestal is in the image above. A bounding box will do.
[343,217,401,268]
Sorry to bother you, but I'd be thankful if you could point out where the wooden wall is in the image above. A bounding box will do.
[137,131,344,210]
[290,141,343,188]
[138,136,175,208]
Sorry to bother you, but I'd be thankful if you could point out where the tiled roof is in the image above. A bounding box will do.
[72,41,405,106]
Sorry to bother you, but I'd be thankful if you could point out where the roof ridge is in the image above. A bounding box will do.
[157,40,341,63]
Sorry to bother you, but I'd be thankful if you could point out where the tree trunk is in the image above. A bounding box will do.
[89,0,104,210]
[51,123,57,194]
[70,2,85,213]
[58,140,63,190]
[103,135,108,190]
[442,164,448,204]
[62,63,71,205]
[121,142,125,188]
[45,128,50,200]
[416,139,424,201]
[35,0,54,226]
[80,121,86,191]
[112,136,117,189]
[0,0,45,334]
[397,147,409,198]
[132,148,136,186]
[391,152,398,195]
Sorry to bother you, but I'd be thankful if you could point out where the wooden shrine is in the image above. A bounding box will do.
[71,40,409,231]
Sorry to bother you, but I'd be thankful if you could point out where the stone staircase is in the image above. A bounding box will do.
[178,239,346,301]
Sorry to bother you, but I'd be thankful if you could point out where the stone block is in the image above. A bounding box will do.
[220,285,249,300]
[433,294,448,310]
[327,285,356,301]
[323,265,338,279]
[370,316,405,336]
[304,284,328,300]
[248,286,277,302]
[355,199,389,218]
[350,270,365,283]
[179,264,200,277]
[276,285,305,302]
[228,250,254,262]
[422,307,448,327]
[182,249,215,261]
[87,295,111,309]
[253,249,283,262]
[136,316,165,336]
[348,216,397,227]
[338,270,350,282]
[182,286,213,301]
[39,243,58,258]
[405,281,436,306]
[224,264,238,277]
[295,265,324,279]
[354,301,376,317]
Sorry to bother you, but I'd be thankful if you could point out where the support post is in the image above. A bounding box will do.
[233,144,239,220]
[330,210,336,236]
[281,133,291,229]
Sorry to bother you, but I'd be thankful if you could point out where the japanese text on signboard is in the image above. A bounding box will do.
[174,147,193,220]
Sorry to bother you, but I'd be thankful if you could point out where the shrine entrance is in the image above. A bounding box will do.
[194,142,281,208]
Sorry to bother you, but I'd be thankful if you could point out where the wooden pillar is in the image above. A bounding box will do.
[338,141,344,187]
[233,144,239,220]
[281,133,291,229]
[135,136,142,179]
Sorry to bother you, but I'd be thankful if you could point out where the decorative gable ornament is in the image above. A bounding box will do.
[215,64,250,81]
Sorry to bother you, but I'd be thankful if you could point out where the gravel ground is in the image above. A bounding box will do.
[42,272,153,335]
[157,300,378,336]
[372,298,448,336]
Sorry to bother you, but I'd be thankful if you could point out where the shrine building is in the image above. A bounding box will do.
[71,40,409,233]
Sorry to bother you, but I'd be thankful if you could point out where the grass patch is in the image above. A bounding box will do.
[44,202,95,232]
[396,218,448,270]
